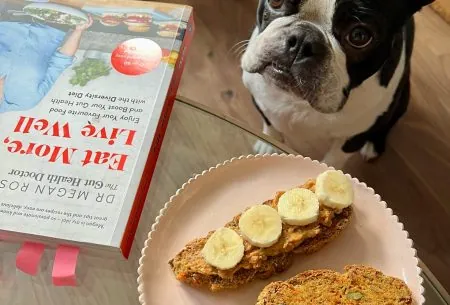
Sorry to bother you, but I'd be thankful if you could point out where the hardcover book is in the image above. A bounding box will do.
[0,0,194,257]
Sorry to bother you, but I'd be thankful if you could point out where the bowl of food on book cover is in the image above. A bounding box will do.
[124,12,152,32]
[156,21,185,38]
[100,12,124,27]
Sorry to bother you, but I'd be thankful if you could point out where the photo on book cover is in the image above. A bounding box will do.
[0,0,192,253]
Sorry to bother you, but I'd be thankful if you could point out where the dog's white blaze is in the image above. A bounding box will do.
[299,0,335,30]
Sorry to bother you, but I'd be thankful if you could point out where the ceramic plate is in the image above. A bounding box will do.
[138,154,424,305]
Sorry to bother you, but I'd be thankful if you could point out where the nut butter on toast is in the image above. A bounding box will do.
[169,170,353,292]
[256,265,413,305]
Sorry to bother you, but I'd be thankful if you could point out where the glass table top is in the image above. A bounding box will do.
[1,97,448,305]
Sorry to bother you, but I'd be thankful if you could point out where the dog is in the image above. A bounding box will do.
[241,0,433,168]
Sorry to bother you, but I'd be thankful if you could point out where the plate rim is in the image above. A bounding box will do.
[136,153,424,305]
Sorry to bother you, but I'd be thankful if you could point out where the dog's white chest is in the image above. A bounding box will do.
[243,71,334,151]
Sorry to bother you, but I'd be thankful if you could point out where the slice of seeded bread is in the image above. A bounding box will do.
[256,265,413,305]
[169,202,352,291]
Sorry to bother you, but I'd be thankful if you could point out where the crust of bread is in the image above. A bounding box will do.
[256,265,413,305]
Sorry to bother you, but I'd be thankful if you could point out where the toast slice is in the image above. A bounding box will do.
[256,265,412,305]
[169,179,352,291]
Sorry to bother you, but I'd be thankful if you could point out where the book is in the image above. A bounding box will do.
[0,0,194,258]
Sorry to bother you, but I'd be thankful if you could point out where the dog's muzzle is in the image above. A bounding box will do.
[258,22,330,96]
[257,22,330,89]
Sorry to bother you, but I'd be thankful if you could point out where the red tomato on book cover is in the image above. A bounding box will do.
[111,38,162,76]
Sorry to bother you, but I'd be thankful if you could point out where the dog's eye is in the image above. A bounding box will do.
[269,0,284,9]
[346,26,373,49]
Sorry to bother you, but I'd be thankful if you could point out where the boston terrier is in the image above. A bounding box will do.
[241,0,433,168]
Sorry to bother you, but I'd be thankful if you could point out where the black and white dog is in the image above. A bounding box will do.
[242,0,433,168]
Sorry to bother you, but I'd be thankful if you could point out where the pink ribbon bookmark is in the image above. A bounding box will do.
[52,245,80,286]
[16,242,45,275]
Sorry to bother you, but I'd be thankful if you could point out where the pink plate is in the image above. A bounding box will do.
[137,154,424,305]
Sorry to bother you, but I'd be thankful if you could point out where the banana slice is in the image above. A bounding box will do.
[277,188,320,226]
[238,205,283,248]
[315,170,354,209]
[201,227,245,270]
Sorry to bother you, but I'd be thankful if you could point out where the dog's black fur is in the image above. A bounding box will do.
[342,19,414,156]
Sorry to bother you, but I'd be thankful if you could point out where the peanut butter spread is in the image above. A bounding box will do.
[170,180,345,283]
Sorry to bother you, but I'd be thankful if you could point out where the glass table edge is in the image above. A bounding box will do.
[420,261,450,304]
[175,96,296,154]
[175,96,450,304]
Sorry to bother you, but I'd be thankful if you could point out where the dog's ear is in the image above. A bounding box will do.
[407,0,435,14]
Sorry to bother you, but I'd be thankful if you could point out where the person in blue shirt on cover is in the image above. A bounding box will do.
[0,16,93,113]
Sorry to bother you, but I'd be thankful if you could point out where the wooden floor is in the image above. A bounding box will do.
[166,0,450,292]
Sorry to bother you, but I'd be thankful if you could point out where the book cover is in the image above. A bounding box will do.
[0,0,194,257]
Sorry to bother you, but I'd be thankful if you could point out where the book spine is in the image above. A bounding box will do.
[120,13,196,258]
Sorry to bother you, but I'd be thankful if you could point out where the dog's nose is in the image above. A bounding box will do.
[286,26,327,64]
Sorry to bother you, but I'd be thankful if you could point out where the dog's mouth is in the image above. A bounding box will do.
[256,62,296,89]
[268,62,291,75]
[253,61,290,75]
[254,61,344,114]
